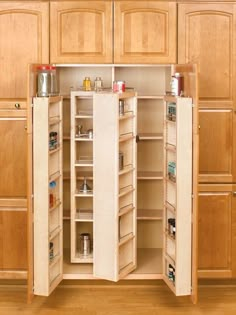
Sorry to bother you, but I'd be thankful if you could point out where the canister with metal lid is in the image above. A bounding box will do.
[37,65,58,97]
[79,233,91,256]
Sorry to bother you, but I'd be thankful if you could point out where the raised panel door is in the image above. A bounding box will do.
[198,185,232,278]
[199,108,233,183]
[0,2,49,99]
[50,1,113,63]
[178,3,236,103]
[114,1,176,63]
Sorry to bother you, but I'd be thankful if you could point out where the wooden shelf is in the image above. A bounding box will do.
[137,171,163,180]
[74,251,93,264]
[165,202,176,214]
[119,232,134,247]
[49,116,61,126]
[119,185,135,198]
[49,226,62,241]
[119,204,135,217]
[63,171,93,180]
[49,171,61,182]
[75,190,93,197]
[119,112,135,121]
[49,201,62,213]
[137,209,162,220]
[75,159,93,167]
[75,136,93,142]
[165,143,176,152]
[139,133,163,140]
[63,209,70,220]
[119,133,134,143]
[75,209,93,222]
[49,146,61,155]
[137,95,164,100]
[119,164,134,176]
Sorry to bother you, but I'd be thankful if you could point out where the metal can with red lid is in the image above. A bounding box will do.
[113,80,125,93]
[171,73,184,96]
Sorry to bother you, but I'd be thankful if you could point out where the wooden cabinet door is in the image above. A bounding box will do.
[0,107,28,272]
[114,1,176,64]
[178,3,236,183]
[198,185,232,278]
[0,2,49,99]
[50,1,113,63]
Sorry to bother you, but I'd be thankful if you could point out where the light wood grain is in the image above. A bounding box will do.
[114,1,176,63]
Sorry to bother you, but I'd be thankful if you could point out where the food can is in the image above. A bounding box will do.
[119,152,124,171]
[113,81,125,93]
[171,73,184,96]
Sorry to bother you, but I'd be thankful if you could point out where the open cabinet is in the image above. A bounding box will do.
[30,63,198,302]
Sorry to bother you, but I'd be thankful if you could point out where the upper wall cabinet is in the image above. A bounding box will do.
[0,2,49,100]
[50,1,113,64]
[114,1,177,64]
[178,3,236,104]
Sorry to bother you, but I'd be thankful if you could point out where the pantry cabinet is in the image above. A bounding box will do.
[30,63,198,302]
[178,2,236,278]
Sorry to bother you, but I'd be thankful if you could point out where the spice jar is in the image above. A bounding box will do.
[83,77,92,91]
[37,65,58,97]
[94,77,103,91]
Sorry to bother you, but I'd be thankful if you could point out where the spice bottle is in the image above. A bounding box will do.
[94,77,103,91]
[83,77,91,91]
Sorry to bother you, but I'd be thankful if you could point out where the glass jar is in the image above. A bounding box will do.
[37,65,58,97]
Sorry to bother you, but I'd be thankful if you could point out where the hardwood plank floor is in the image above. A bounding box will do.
[1,281,236,315]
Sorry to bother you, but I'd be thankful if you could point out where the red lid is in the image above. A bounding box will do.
[37,65,56,70]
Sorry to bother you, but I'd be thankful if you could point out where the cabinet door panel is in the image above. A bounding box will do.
[114,1,176,63]
[0,2,49,99]
[50,1,112,63]
[178,3,236,102]
[198,188,231,277]
[0,116,27,197]
[0,210,27,269]
[199,109,233,183]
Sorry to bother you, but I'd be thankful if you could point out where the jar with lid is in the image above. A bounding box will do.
[37,65,58,97]
[79,233,91,256]
[83,77,92,91]
[94,77,103,91]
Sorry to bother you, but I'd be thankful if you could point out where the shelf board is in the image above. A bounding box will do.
[75,209,93,222]
[74,251,93,264]
[119,185,135,198]
[49,171,61,182]
[119,164,134,176]
[75,114,93,119]
[138,133,163,140]
[165,231,176,242]
[63,249,93,278]
[119,232,134,247]
[164,95,178,103]
[137,171,163,180]
[119,204,135,217]
[137,209,162,220]
[164,253,175,268]
[165,202,176,214]
[49,200,62,213]
[63,171,93,180]
[75,159,93,167]
[49,226,62,241]
[119,112,135,121]
[137,95,164,100]
[49,146,61,155]
[165,143,176,152]
[49,254,61,269]
[63,135,70,140]
[75,136,93,142]
[49,116,61,126]
[75,190,94,197]
[119,133,134,143]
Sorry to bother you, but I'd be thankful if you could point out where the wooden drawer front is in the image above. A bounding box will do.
[114,1,176,63]
[0,210,27,270]
[198,189,231,271]
[0,101,27,111]
[199,109,233,183]
[0,117,27,198]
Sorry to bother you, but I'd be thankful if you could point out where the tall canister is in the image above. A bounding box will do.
[37,65,58,97]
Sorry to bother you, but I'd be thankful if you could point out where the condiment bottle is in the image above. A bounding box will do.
[83,77,91,91]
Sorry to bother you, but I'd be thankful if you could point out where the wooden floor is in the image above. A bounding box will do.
[1,281,236,315]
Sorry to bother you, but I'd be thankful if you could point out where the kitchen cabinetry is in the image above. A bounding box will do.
[50,1,113,64]
[50,1,176,64]
[0,1,49,279]
[33,96,63,296]
[0,1,49,99]
[114,1,176,63]
[178,2,236,278]
[29,63,198,301]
